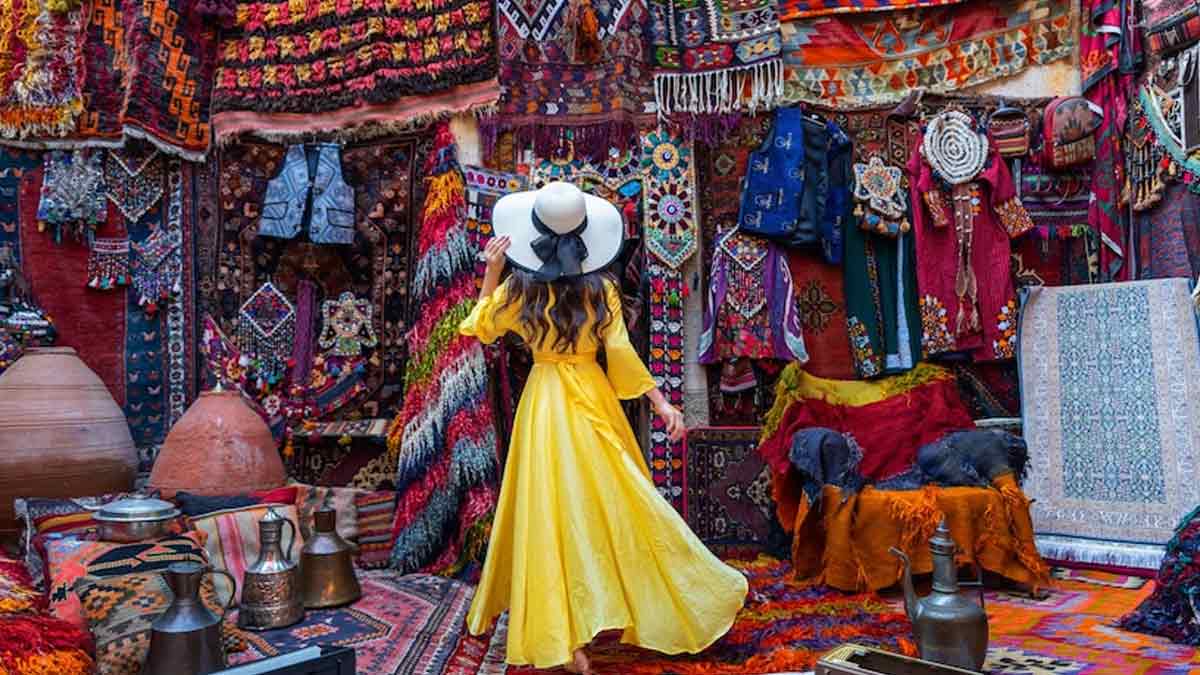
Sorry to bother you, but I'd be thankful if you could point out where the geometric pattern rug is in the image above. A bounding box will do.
[684,427,784,553]
[1019,278,1200,572]
[229,572,474,674]
[984,578,1200,674]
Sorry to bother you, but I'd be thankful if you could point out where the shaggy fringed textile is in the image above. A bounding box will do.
[470,557,917,674]
[385,124,500,576]
[211,0,499,140]
[780,0,1075,108]
[0,0,85,140]
[0,613,95,675]
[1120,506,1200,645]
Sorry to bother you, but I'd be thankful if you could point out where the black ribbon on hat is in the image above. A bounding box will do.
[529,210,589,282]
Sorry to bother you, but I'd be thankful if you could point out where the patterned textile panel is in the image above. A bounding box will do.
[228,572,475,674]
[1019,279,1200,571]
[779,0,965,20]
[189,505,305,603]
[0,1,85,139]
[355,490,399,570]
[211,0,499,139]
[684,428,786,554]
[293,483,363,541]
[780,0,1076,108]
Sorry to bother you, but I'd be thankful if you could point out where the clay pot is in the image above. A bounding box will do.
[0,347,137,534]
[149,388,285,499]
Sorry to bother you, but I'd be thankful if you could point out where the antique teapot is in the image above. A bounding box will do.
[143,561,236,675]
[300,504,361,608]
[889,520,988,671]
[238,506,304,630]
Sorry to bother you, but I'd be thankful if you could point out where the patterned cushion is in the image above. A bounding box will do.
[293,483,362,542]
[15,492,134,590]
[78,571,240,675]
[354,491,396,569]
[174,486,299,517]
[190,504,304,603]
[44,532,209,629]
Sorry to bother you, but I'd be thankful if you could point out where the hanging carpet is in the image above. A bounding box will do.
[779,0,965,21]
[1019,278,1200,572]
[211,0,499,141]
[0,0,86,140]
[780,0,1076,108]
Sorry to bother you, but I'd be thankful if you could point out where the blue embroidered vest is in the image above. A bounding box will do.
[738,107,805,241]
[260,144,355,245]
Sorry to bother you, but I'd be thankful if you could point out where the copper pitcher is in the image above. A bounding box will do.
[238,506,304,630]
[143,561,236,675]
[301,505,361,608]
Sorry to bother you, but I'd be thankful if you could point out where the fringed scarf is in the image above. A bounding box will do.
[385,123,500,577]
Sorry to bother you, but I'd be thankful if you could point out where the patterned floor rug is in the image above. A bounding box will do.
[984,578,1200,674]
[1019,278,1200,572]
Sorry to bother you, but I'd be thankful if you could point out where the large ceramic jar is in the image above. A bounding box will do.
[0,347,137,534]
[148,388,285,498]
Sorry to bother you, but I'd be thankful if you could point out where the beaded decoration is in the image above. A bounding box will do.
[718,230,770,320]
[86,237,130,290]
[37,150,106,240]
[646,262,686,512]
[922,111,987,186]
[852,155,910,237]
[238,281,296,385]
[131,227,182,313]
[641,131,698,269]
[318,291,378,357]
[105,148,164,223]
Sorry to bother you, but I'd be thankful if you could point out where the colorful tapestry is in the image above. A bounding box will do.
[229,573,475,674]
[684,427,783,552]
[211,0,499,140]
[646,262,687,512]
[385,124,500,576]
[780,0,1076,108]
[648,0,784,116]
[641,131,697,269]
[1015,160,1101,287]
[355,490,398,569]
[1019,279,1200,571]
[779,0,964,20]
[479,557,917,674]
[1134,182,1200,280]
[986,576,1200,673]
[488,0,655,158]
[0,0,85,140]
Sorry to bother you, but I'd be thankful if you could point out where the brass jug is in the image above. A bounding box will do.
[143,561,236,675]
[890,520,988,671]
[238,506,304,630]
[300,505,361,608]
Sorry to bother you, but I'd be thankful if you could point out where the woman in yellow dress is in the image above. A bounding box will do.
[460,182,748,673]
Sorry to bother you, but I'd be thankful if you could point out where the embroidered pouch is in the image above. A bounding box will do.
[1043,97,1104,169]
[988,106,1031,158]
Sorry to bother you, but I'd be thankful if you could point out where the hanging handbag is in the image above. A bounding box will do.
[1042,97,1104,169]
[988,104,1031,158]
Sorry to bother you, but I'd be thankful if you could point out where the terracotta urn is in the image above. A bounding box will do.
[0,347,137,534]
[149,387,285,498]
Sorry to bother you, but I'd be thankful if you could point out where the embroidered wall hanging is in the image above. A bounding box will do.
[86,238,131,290]
[649,0,785,116]
[131,227,182,313]
[238,281,297,385]
[0,0,85,139]
[921,111,987,185]
[319,292,378,357]
[646,262,686,512]
[106,148,164,224]
[488,0,655,158]
[464,165,528,279]
[853,156,910,237]
[211,0,499,141]
[37,150,106,240]
[641,132,698,269]
[780,0,1075,108]
[779,0,964,20]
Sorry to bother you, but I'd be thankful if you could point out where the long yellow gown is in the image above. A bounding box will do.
[461,279,748,669]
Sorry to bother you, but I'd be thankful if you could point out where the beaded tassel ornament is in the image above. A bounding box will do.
[37,149,106,242]
[318,291,378,357]
[237,281,296,386]
[86,237,130,290]
[131,227,181,313]
[105,147,164,223]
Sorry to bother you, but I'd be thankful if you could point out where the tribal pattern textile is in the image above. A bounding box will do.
[385,124,500,576]
[463,165,527,280]
[211,0,499,140]
[319,292,379,357]
[646,263,686,511]
[36,150,106,238]
[648,0,784,116]
[230,573,475,674]
[1120,506,1200,645]
[489,0,655,158]
[780,0,1076,108]
[1134,182,1200,280]
[641,131,697,269]
[779,0,964,20]
[0,0,85,139]
[684,427,784,552]
[1020,279,1200,572]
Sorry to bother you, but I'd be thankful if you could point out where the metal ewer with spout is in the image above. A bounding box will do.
[143,561,237,675]
[889,520,989,672]
[238,506,304,630]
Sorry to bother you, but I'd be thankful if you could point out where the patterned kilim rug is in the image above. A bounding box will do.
[1019,278,1200,572]
[984,578,1200,673]
[684,427,784,553]
[460,557,917,674]
[229,573,475,674]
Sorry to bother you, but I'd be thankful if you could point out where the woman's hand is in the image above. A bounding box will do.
[653,397,686,443]
[483,236,510,278]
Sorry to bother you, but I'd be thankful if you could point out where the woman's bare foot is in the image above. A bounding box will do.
[564,648,592,674]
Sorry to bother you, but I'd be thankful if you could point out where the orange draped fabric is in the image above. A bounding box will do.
[784,474,1049,592]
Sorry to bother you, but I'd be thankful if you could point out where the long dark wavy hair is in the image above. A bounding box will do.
[497,268,616,352]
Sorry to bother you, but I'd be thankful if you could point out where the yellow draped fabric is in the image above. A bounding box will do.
[460,279,747,669]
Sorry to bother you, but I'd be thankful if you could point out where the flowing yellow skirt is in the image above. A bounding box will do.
[465,356,748,668]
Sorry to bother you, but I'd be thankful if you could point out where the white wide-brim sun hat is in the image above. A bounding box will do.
[491,181,624,280]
